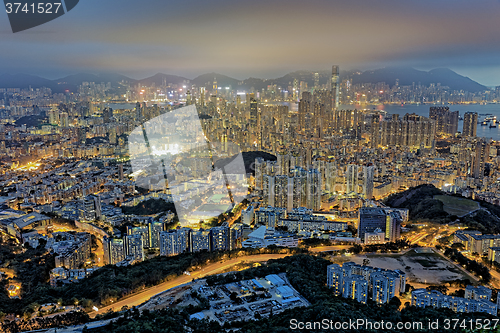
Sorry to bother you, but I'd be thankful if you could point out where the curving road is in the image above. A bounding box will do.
[308,245,350,252]
[89,253,289,318]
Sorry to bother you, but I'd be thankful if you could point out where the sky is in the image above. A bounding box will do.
[1,0,500,86]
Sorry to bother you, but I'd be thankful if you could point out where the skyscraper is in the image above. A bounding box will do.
[103,237,125,265]
[125,234,144,262]
[190,229,211,252]
[363,164,375,200]
[429,107,459,135]
[210,224,230,251]
[306,169,322,211]
[159,230,182,256]
[473,139,490,178]
[148,221,165,249]
[346,164,359,194]
[463,112,478,137]
[331,65,340,108]
[298,92,312,133]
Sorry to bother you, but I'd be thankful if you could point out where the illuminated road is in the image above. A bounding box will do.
[308,245,351,252]
[89,253,288,318]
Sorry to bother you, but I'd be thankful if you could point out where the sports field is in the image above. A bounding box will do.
[434,195,479,217]
[332,249,475,286]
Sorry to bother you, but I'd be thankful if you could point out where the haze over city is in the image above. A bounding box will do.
[1,0,500,85]
[2,1,500,332]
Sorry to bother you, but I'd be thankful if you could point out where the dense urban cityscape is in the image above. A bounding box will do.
[3,0,500,332]
[0,63,500,332]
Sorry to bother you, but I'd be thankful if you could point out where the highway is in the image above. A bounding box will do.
[308,245,351,252]
[89,253,288,318]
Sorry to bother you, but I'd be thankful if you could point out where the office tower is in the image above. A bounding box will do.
[346,164,359,194]
[210,224,230,251]
[127,226,150,248]
[213,77,218,94]
[79,195,101,221]
[306,169,322,211]
[342,275,368,304]
[191,229,211,252]
[314,72,320,89]
[385,211,402,242]
[463,112,478,137]
[125,234,144,261]
[199,87,206,107]
[473,139,490,178]
[358,207,387,241]
[362,165,375,199]
[103,237,125,265]
[429,106,459,135]
[148,221,165,249]
[327,264,344,296]
[331,65,340,108]
[249,97,258,127]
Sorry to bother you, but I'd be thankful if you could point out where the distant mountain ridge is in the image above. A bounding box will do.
[350,67,487,93]
[0,67,489,93]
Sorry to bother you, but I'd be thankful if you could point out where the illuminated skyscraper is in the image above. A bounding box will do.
[159,230,182,256]
[210,224,230,251]
[306,169,322,211]
[473,139,490,178]
[463,112,478,137]
[363,164,375,199]
[429,106,459,135]
[331,65,340,108]
[314,72,320,90]
[125,234,144,262]
[103,237,125,265]
[346,164,359,194]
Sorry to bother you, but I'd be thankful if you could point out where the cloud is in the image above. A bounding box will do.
[1,0,500,84]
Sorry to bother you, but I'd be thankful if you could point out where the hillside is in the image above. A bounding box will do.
[350,67,487,92]
[385,184,500,232]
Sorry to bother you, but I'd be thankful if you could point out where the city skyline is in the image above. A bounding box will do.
[2,0,500,85]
